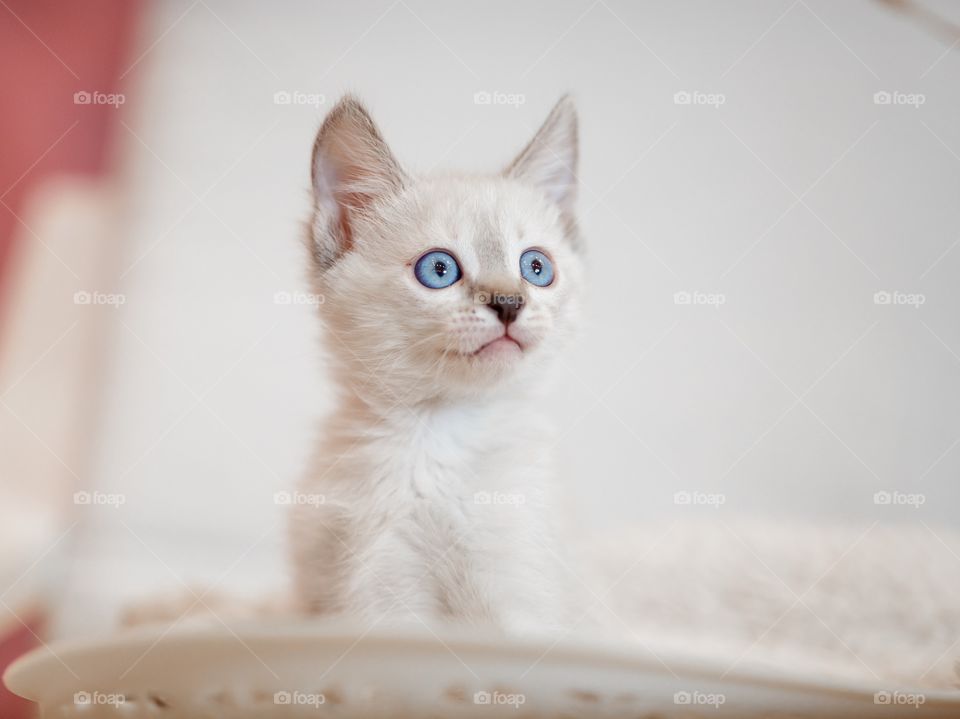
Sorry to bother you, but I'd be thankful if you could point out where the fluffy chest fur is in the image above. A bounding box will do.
[292,397,566,629]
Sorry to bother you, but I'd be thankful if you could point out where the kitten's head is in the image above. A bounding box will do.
[307,95,584,402]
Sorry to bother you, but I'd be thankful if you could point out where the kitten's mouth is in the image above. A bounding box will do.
[468,334,523,359]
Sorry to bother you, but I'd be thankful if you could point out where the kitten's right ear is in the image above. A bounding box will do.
[309,95,406,270]
[505,95,578,212]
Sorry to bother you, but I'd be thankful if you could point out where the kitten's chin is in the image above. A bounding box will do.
[435,336,533,393]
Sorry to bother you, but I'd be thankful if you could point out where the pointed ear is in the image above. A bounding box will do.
[309,95,406,269]
[505,95,578,212]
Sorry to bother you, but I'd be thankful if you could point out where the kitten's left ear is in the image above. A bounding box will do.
[505,95,578,212]
[309,95,407,270]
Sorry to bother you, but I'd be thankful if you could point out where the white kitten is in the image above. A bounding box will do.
[289,95,584,632]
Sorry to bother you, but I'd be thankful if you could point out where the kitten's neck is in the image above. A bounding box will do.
[335,381,541,433]
[331,357,548,419]
[328,376,552,480]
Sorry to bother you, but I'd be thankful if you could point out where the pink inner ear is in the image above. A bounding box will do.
[313,158,341,217]
[540,161,576,207]
[335,205,354,253]
[312,103,406,230]
[313,140,388,256]
[311,151,357,263]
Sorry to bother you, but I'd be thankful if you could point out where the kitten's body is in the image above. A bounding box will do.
[289,100,583,631]
[292,384,566,630]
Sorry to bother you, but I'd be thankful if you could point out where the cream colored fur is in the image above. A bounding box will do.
[289,95,583,631]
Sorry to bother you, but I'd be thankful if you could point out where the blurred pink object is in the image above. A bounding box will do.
[0,1,141,715]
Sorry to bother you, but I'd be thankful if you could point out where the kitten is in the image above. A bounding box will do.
[289,95,584,632]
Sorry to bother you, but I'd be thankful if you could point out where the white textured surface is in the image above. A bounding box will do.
[8,623,960,717]
[582,520,960,689]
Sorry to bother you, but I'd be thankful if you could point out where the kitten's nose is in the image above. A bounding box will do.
[486,292,524,325]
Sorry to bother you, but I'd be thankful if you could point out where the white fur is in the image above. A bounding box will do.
[290,95,583,632]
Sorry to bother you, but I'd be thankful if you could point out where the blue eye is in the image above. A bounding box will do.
[519,249,554,287]
[414,250,461,289]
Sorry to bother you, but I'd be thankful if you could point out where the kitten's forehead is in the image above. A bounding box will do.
[471,217,508,270]
[412,177,555,275]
